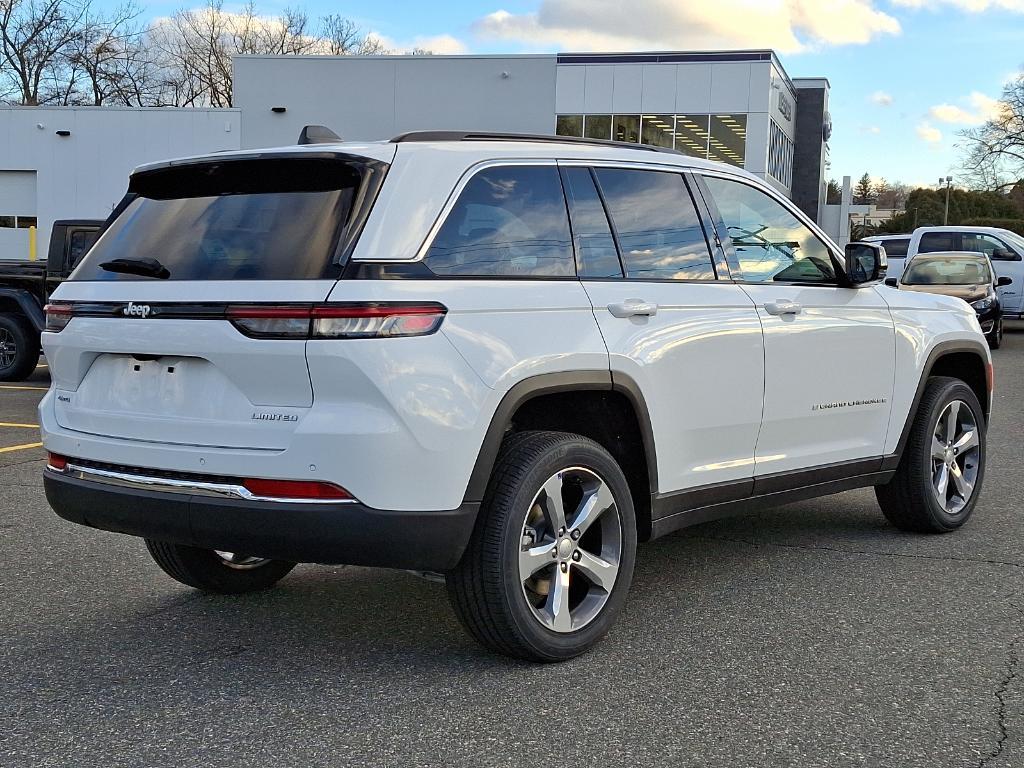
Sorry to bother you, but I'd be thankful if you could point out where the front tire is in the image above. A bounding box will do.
[0,313,39,382]
[987,319,1002,350]
[145,540,296,594]
[875,377,986,533]
[447,431,637,662]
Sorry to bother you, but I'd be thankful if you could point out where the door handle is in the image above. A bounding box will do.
[607,299,658,318]
[763,300,802,316]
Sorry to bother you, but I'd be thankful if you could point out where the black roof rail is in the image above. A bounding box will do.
[298,125,342,145]
[389,131,684,156]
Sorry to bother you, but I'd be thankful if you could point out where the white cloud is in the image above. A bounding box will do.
[473,0,901,55]
[916,121,942,143]
[893,0,1024,11]
[862,125,882,134]
[368,32,469,55]
[928,91,1002,125]
[870,90,893,106]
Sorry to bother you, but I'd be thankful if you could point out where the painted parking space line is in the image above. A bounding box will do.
[0,423,39,428]
[0,442,43,453]
[0,385,48,391]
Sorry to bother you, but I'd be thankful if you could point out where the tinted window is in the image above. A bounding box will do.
[704,175,836,283]
[594,168,715,281]
[74,158,370,281]
[880,238,909,257]
[424,166,573,277]
[560,167,621,278]
[963,233,1013,259]
[919,232,958,253]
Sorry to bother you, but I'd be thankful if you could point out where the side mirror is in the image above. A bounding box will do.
[844,241,887,286]
[884,277,898,287]
[997,275,1013,287]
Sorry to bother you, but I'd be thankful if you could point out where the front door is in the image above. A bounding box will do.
[699,173,896,477]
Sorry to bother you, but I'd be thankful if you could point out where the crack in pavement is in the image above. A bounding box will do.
[689,535,1024,570]
[978,604,1023,768]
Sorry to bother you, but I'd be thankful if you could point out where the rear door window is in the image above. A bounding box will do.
[593,168,715,281]
[560,166,622,278]
[880,238,908,257]
[424,165,573,277]
[72,157,382,281]
[918,232,959,253]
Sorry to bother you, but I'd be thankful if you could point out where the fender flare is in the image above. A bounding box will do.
[881,338,991,471]
[461,370,659,504]
[0,287,44,332]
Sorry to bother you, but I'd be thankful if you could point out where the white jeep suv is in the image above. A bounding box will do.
[40,131,992,661]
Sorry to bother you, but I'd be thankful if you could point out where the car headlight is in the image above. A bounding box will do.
[971,296,995,311]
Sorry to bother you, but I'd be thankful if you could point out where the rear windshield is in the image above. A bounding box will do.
[903,256,991,286]
[72,156,384,281]
[880,238,909,257]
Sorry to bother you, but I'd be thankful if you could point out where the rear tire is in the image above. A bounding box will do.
[875,377,985,533]
[0,313,39,382]
[145,540,296,594]
[446,431,637,662]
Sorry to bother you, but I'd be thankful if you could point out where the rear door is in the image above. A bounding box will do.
[563,163,765,499]
[698,172,895,477]
[44,150,392,450]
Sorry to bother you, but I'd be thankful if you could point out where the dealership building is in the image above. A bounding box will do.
[0,50,835,259]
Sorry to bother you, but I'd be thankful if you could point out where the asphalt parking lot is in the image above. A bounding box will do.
[2,334,1023,768]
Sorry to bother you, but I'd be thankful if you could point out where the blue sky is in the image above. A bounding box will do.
[133,0,1024,187]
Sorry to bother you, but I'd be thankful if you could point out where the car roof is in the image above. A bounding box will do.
[913,225,1009,234]
[907,250,993,261]
[863,234,911,241]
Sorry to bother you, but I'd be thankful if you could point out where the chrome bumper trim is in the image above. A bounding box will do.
[48,462,356,505]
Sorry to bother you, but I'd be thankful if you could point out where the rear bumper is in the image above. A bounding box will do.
[44,470,478,571]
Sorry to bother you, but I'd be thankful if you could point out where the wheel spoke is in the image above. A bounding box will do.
[538,475,566,533]
[519,542,555,579]
[573,550,618,592]
[953,429,979,453]
[945,401,960,443]
[544,565,572,632]
[950,462,974,499]
[931,436,947,460]
[567,481,615,537]
[935,462,949,500]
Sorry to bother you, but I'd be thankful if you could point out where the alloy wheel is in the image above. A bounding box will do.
[214,551,272,570]
[518,467,622,633]
[0,328,16,369]
[930,400,981,515]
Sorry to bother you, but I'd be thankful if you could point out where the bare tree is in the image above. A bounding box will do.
[961,72,1024,191]
[61,2,151,105]
[319,13,387,55]
[0,0,88,105]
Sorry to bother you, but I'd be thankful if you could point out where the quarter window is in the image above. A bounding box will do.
[594,168,715,281]
[703,175,836,283]
[424,166,574,277]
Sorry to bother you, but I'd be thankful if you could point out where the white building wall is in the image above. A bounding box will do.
[0,107,240,260]
[234,55,558,150]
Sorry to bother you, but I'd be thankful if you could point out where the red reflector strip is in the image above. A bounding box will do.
[43,304,73,315]
[47,452,68,471]
[312,304,446,319]
[242,478,353,500]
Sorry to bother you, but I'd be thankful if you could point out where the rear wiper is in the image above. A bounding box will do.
[99,257,170,279]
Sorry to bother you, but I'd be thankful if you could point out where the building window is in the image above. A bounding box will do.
[673,115,710,159]
[556,115,583,137]
[0,216,14,228]
[584,114,612,140]
[16,216,37,229]
[767,120,794,188]
[613,115,640,143]
[709,114,746,168]
[640,115,675,148]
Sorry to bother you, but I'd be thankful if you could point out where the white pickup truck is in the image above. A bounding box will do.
[869,227,1024,318]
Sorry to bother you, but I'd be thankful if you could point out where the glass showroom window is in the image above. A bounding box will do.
[584,115,612,140]
[640,115,675,149]
[708,114,747,167]
[768,121,794,188]
[613,115,640,143]
[673,115,711,159]
[556,115,583,137]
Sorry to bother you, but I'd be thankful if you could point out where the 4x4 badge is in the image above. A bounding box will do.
[122,301,152,318]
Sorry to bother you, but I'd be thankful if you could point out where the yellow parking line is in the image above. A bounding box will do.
[0,385,47,391]
[0,442,43,453]
[0,422,39,428]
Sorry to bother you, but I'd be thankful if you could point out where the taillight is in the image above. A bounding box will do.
[242,478,352,500]
[44,304,73,332]
[228,303,446,339]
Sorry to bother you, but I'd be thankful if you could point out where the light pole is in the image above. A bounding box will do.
[941,176,953,225]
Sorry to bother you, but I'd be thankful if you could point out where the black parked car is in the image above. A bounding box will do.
[886,250,1012,349]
